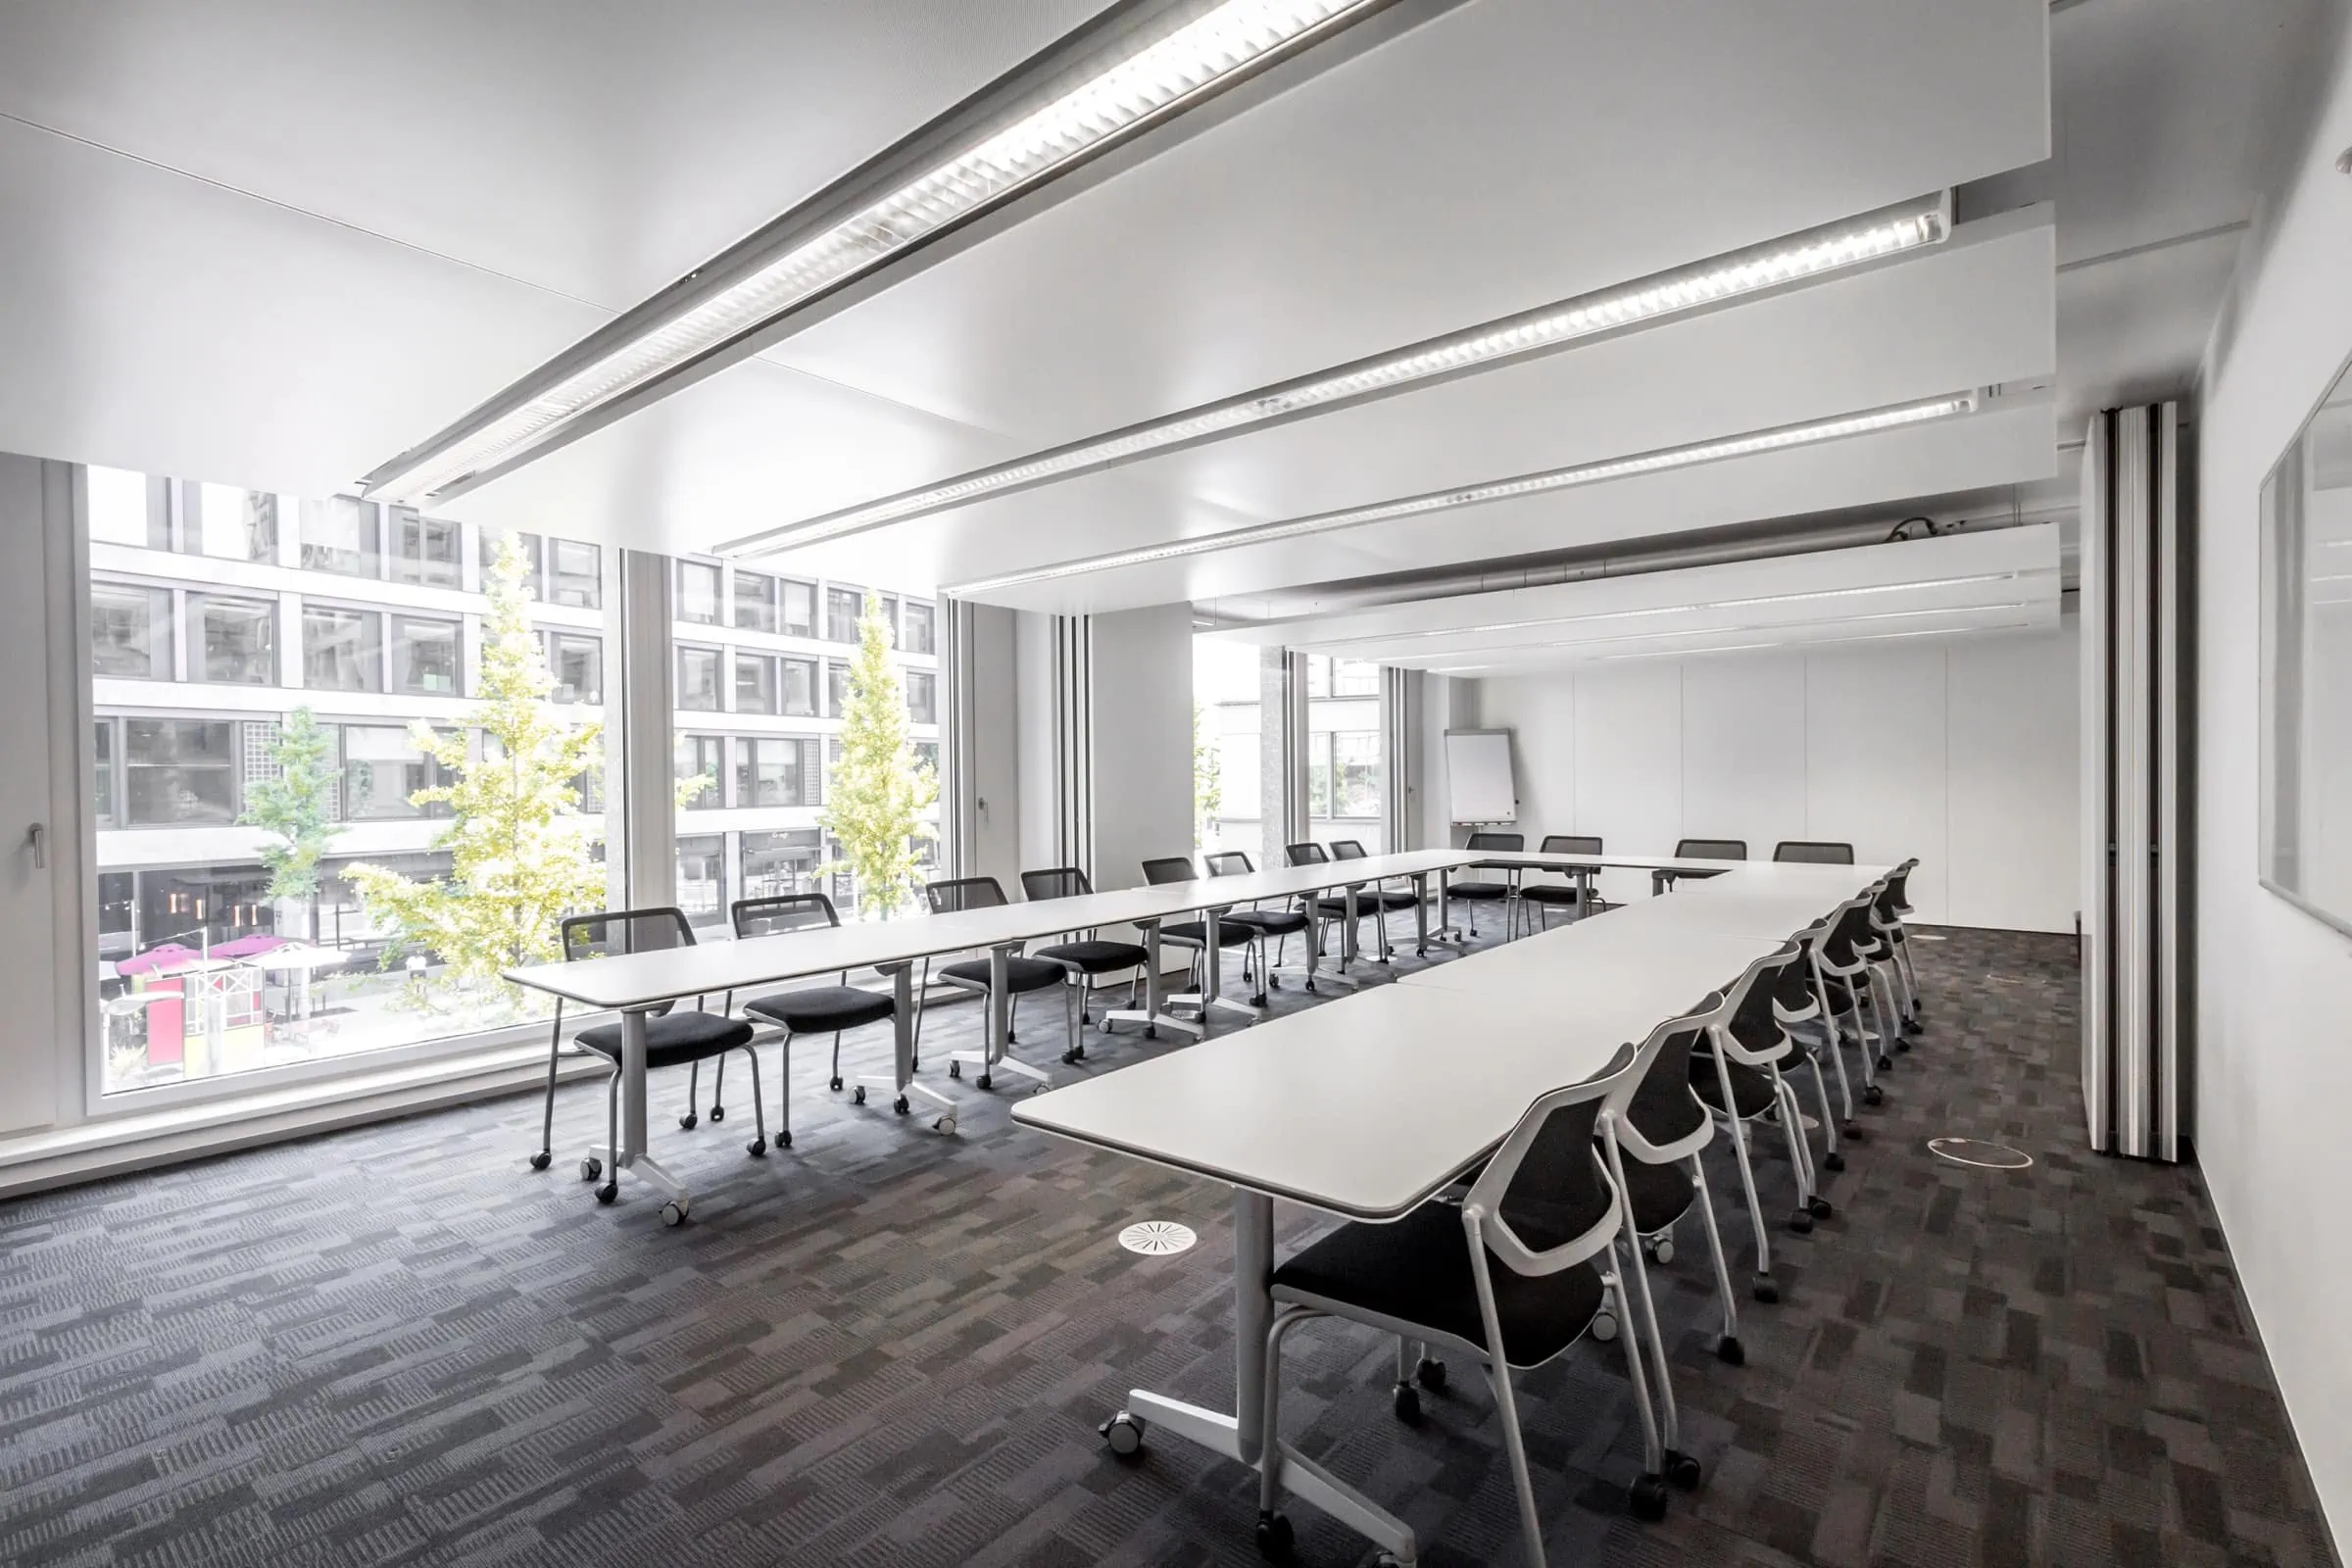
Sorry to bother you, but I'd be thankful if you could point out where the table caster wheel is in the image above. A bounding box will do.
[595,1181,618,1206]
[1592,1310,1618,1342]
[1303,980,1317,994]
[1391,1383,1422,1424]
[528,1152,551,1172]
[852,1085,867,1105]
[710,1105,725,1122]
[1061,1049,1080,1065]
[1666,1449,1703,1490]
[829,1075,844,1092]
[1100,1411,1145,1458]
[1415,1357,1446,1391]
[1250,994,1270,1008]
[579,1156,602,1183]
[1717,1335,1744,1366]
[678,1113,698,1130]
[894,1096,909,1115]
[978,1074,994,1091]
[1809,1196,1834,1220]
[661,1199,687,1227]
[1629,1472,1669,1521]
[1751,1273,1780,1304]
[1788,1209,1815,1234]
[1253,1510,1294,1559]
[949,1061,961,1080]
[1824,1152,1847,1172]
[934,1115,956,1135]
[747,1137,766,1157]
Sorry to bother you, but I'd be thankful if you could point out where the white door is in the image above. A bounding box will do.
[0,454,63,1135]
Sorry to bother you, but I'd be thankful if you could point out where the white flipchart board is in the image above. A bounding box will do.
[1445,729,1517,823]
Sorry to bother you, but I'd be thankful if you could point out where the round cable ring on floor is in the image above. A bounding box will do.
[1118,1220,1199,1256]
[1928,1137,2034,1170]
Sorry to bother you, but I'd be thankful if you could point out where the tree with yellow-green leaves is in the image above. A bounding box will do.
[344,537,607,1004]
[819,593,937,917]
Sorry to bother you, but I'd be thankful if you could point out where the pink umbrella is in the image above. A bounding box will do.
[211,933,288,959]
[117,944,201,976]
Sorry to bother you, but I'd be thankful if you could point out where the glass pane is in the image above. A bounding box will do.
[92,720,115,826]
[733,570,777,632]
[480,529,545,598]
[547,632,602,704]
[780,579,815,636]
[2263,358,2352,920]
[677,646,719,710]
[303,607,382,691]
[193,596,275,685]
[392,616,461,695]
[342,725,447,819]
[904,601,936,655]
[298,497,380,577]
[676,561,720,623]
[825,586,861,642]
[741,828,823,900]
[388,511,462,587]
[676,834,726,927]
[734,652,776,714]
[89,466,166,549]
[1331,658,1380,697]
[123,718,235,825]
[194,484,277,563]
[1193,637,1262,857]
[676,735,723,808]
[825,660,848,716]
[91,583,171,678]
[549,540,600,608]
[906,669,936,724]
[1332,730,1381,817]
[781,658,817,716]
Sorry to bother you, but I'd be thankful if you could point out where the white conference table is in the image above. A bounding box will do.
[504,849,1481,1213]
[1009,858,1887,1562]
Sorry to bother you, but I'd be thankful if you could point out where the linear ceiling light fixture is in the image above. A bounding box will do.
[359,0,1397,507]
[946,390,1983,595]
[1593,620,2032,662]
[1382,600,2031,662]
[718,190,1952,558]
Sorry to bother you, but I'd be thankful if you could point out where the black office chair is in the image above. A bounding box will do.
[725,894,897,1142]
[1021,867,1151,1063]
[1205,851,1314,999]
[530,907,765,1210]
[1810,894,1898,1098]
[1690,944,1832,1301]
[1519,833,1603,930]
[1866,858,1924,1030]
[1655,837,1747,894]
[1284,842,1383,971]
[1331,838,1418,961]
[917,876,1068,1090]
[1257,1041,1676,1562]
[1141,856,1260,1014]
[1446,831,1523,937]
[1773,840,1854,864]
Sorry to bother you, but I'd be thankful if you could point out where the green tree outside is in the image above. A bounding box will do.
[344,538,606,1006]
[238,707,342,921]
[819,593,937,917]
[1193,702,1222,848]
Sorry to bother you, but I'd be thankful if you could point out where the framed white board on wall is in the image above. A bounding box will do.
[1445,728,1517,823]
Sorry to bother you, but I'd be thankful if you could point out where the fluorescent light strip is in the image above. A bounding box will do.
[1596,621,2031,662]
[719,193,1951,557]
[947,391,1982,594]
[1392,601,2030,662]
[1318,570,2025,646]
[364,0,1381,505]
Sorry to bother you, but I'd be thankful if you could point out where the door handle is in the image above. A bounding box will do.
[24,822,44,870]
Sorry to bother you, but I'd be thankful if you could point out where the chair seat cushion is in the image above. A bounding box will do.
[1309,889,1416,914]
[1614,1155,1695,1233]
[1228,908,1310,936]
[1519,884,1589,906]
[939,955,1067,994]
[745,985,895,1034]
[1447,880,1512,901]
[1272,1200,1607,1369]
[1035,938,1150,974]
[1690,1051,1779,1117]
[1162,919,1256,949]
[574,1008,755,1065]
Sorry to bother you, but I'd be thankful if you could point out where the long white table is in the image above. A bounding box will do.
[1009,858,1888,1562]
[503,849,1481,1215]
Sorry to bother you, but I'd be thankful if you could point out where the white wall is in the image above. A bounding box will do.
[1088,603,1196,891]
[2192,6,2352,1543]
[1471,627,2080,928]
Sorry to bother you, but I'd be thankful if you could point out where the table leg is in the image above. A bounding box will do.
[953,944,1053,1089]
[854,961,956,1128]
[1270,892,1357,992]
[1575,867,1595,922]
[1201,906,1262,1024]
[1414,873,1430,956]
[586,1006,689,1210]
[1105,917,1201,1040]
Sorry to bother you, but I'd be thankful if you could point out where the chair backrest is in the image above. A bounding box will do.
[1021,866,1094,902]
[1462,1043,1641,1278]
[1329,839,1368,860]
[1613,991,1731,1159]
[730,893,842,940]
[1883,857,1918,912]
[1722,942,1803,1058]
[1774,924,1829,1022]
[1540,834,1600,856]
[1816,897,1880,971]
[1284,842,1329,866]
[561,907,693,1016]
[1675,838,1747,860]
[924,875,1008,914]
[1204,851,1254,877]
[1774,840,1854,864]
[1465,831,1524,852]
[1141,856,1198,886]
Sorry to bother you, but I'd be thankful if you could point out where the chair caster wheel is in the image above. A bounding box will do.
[1665,1449,1702,1490]
[678,1113,698,1131]
[1843,1122,1867,1142]
[1629,1472,1669,1521]
[1415,1357,1446,1391]
[1894,1039,1911,1053]
[1303,981,1317,994]
[661,1199,687,1227]
[528,1152,552,1172]
[1789,1210,1815,1235]
[1809,1196,1834,1220]
[1645,1237,1675,1264]
[1250,994,1270,1008]
[894,1096,909,1115]
[1824,1152,1846,1171]
[1904,1019,1925,1036]
[579,1156,602,1182]
[1717,1335,1745,1366]
[1254,1510,1294,1559]
[779,1131,793,1149]
[1751,1273,1780,1304]
[595,1182,618,1206]
[709,1105,724,1122]
[934,1115,956,1135]
[747,1137,766,1157]
[828,1076,843,1092]
[1592,1310,1618,1342]
[1876,1055,1892,1071]
[1061,1050,1080,1065]
[852,1086,866,1105]
[978,1074,994,1091]
[1863,1086,1885,1106]
[949,1061,961,1079]
[1101,1411,1146,1458]
[1391,1383,1422,1425]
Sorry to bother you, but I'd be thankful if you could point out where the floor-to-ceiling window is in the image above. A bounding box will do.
[1192,637,1263,858]
[1306,655,1385,853]
[88,466,613,1094]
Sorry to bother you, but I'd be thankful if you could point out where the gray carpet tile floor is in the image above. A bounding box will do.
[0,919,2337,1568]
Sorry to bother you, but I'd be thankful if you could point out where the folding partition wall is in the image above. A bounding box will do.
[2079,402,2192,1161]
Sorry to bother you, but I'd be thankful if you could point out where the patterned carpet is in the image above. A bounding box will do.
[0,921,2337,1568]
